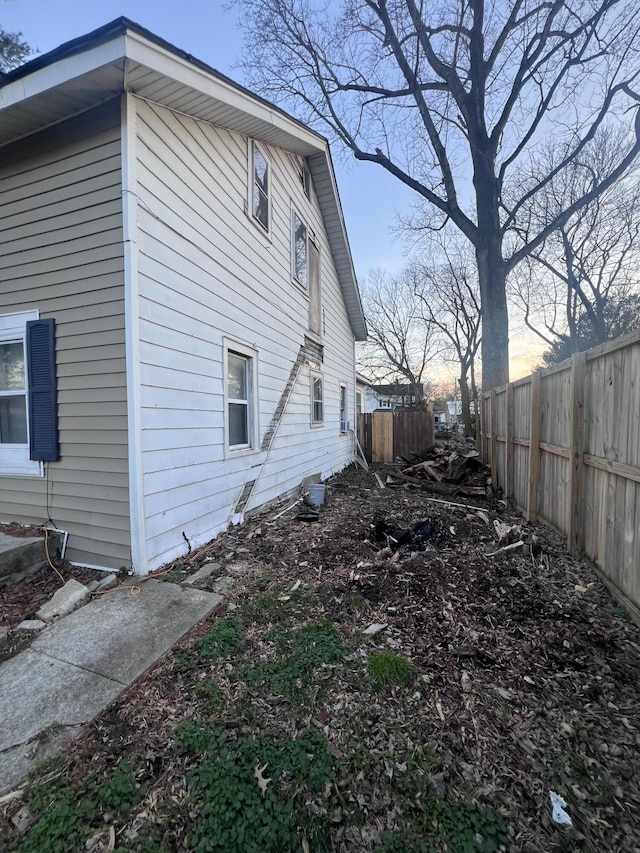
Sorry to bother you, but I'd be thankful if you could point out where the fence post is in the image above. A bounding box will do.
[506,382,515,500]
[527,373,541,522]
[568,351,586,553]
[490,390,498,487]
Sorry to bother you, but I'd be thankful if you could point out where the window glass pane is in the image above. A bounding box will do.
[253,145,269,230]
[294,213,308,286]
[0,341,25,392]
[0,394,28,444]
[254,146,268,194]
[312,376,323,423]
[227,353,247,400]
[229,402,248,446]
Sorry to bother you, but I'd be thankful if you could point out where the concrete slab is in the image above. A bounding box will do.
[0,580,222,794]
[0,534,45,582]
[0,650,123,753]
[182,562,220,586]
[31,580,222,685]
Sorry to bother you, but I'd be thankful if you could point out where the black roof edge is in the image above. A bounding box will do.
[0,16,326,146]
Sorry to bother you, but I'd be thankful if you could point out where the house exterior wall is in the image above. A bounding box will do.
[0,101,131,569]
[132,98,356,570]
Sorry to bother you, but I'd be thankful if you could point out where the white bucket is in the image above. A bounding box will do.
[307,483,326,506]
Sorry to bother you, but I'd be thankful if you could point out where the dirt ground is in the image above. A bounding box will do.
[2,461,640,852]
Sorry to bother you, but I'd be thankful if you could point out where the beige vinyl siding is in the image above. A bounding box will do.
[134,98,356,570]
[0,100,131,570]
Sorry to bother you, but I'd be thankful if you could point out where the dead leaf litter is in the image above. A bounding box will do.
[2,461,640,852]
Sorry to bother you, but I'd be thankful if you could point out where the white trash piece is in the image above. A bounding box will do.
[307,483,326,506]
[549,791,572,826]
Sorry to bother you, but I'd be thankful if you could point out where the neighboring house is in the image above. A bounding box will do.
[355,373,372,415]
[446,400,463,423]
[366,384,422,412]
[0,19,367,573]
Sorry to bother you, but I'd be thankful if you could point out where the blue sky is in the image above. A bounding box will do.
[3,0,547,376]
[2,0,416,279]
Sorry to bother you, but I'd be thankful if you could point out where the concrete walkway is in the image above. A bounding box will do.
[0,579,221,794]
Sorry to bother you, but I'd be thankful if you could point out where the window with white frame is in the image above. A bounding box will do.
[224,342,258,453]
[292,210,308,288]
[339,384,348,432]
[300,161,312,199]
[251,141,270,232]
[311,373,323,425]
[0,310,43,477]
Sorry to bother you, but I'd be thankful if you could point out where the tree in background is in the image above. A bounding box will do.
[413,241,481,436]
[0,3,32,74]
[511,128,640,364]
[358,267,437,408]
[236,0,640,388]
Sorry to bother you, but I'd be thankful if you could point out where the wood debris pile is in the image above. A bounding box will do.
[384,440,494,499]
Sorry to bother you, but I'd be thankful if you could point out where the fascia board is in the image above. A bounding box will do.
[124,31,325,156]
[0,36,127,110]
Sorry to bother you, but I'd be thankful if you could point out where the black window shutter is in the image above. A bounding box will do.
[26,318,60,462]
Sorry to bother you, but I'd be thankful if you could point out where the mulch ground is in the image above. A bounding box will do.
[2,461,639,852]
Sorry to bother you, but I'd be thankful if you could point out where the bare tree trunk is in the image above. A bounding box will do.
[476,240,509,389]
[459,369,473,437]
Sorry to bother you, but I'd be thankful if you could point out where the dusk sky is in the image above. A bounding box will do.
[3,0,545,377]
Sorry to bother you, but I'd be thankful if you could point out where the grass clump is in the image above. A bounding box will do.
[194,618,244,661]
[342,593,369,612]
[98,760,148,815]
[245,621,346,696]
[422,799,507,852]
[175,722,334,852]
[368,651,414,689]
[195,679,223,711]
[14,766,95,853]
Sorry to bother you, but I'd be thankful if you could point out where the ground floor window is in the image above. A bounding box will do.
[224,340,258,454]
[311,372,323,425]
[0,310,43,477]
[340,383,348,432]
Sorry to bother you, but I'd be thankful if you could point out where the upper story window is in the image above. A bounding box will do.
[292,210,308,288]
[252,142,270,232]
[300,161,312,199]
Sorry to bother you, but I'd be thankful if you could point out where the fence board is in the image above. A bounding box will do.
[372,412,393,463]
[393,411,434,460]
[480,329,640,620]
[359,411,434,464]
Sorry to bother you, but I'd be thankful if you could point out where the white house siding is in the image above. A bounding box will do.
[133,98,356,570]
[0,101,131,569]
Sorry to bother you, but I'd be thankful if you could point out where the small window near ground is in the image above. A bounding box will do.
[252,142,270,232]
[311,373,323,425]
[292,210,308,288]
[225,342,258,453]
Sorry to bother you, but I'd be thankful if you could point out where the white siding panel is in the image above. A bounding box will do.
[0,102,130,570]
[135,99,356,570]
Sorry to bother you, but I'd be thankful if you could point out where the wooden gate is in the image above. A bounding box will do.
[358,411,434,463]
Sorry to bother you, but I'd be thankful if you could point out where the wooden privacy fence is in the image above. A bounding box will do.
[358,410,435,463]
[479,329,640,619]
